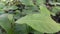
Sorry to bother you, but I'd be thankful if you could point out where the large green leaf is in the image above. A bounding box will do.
[16,5,60,33]
[0,14,14,34]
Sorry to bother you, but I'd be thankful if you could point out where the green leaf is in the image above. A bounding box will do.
[0,3,5,9]
[20,0,34,5]
[0,11,5,15]
[16,5,60,33]
[8,14,14,23]
[35,0,45,5]
[9,6,18,10]
[14,24,29,34]
[33,30,44,34]
[23,5,39,14]
[0,14,14,34]
[52,6,60,14]
[40,5,50,16]
[51,6,60,16]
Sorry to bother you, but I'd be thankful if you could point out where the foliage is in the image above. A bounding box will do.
[0,0,60,34]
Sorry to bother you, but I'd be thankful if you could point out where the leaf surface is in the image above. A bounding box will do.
[16,5,60,33]
[0,14,14,34]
